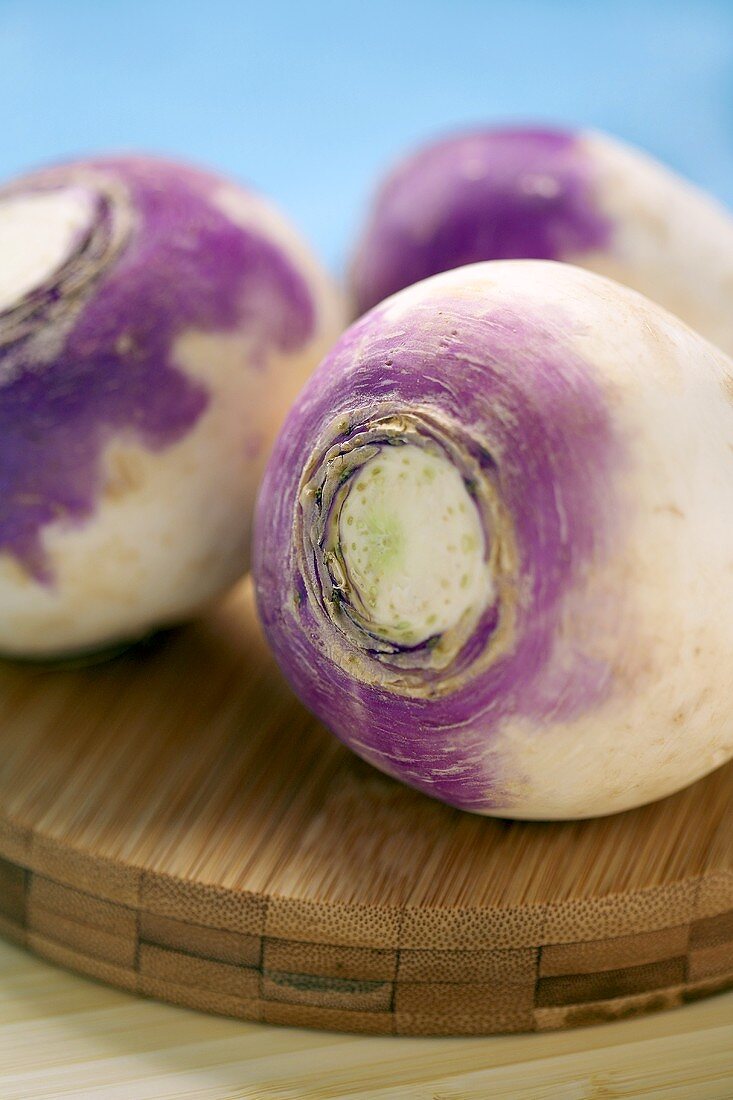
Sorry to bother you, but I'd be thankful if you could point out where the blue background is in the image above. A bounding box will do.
[1,0,732,271]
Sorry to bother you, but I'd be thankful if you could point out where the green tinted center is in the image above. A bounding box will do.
[338,444,492,646]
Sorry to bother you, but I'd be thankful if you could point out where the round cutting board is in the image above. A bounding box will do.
[0,582,730,1036]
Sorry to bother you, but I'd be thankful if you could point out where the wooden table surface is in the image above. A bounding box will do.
[1,939,731,1099]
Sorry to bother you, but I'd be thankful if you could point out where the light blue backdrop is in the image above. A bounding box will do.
[1,0,732,270]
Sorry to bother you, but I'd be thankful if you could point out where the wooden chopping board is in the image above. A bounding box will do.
[0,580,730,1037]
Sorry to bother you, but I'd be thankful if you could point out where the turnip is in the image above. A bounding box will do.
[253,260,733,819]
[0,155,343,659]
[349,127,733,356]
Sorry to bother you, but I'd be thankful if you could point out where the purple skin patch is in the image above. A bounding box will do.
[253,294,619,813]
[351,128,613,315]
[0,156,315,581]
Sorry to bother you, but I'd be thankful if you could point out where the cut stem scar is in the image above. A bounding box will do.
[0,188,98,314]
[337,443,493,646]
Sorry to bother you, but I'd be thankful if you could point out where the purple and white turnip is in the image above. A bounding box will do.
[349,127,733,356]
[254,261,733,819]
[0,155,342,659]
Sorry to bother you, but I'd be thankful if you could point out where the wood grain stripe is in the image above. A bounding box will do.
[262,970,393,1011]
[28,876,136,937]
[140,911,261,967]
[0,858,25,926]
[0,914,26,947]
[536,956,687,1007]
[263,938,397,982]
[138,974,264,1021]
[262,1001,394,1034]
[28,907,136,968]
[139,943,260,999]
[27,932,139,993]
[689,941,733,981]
[689,909,733,950]
[0,819,31,866]
[395,979,536,1016]
[539,925,688,977]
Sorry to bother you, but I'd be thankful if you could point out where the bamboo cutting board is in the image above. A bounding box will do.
[0,581,731,1037]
